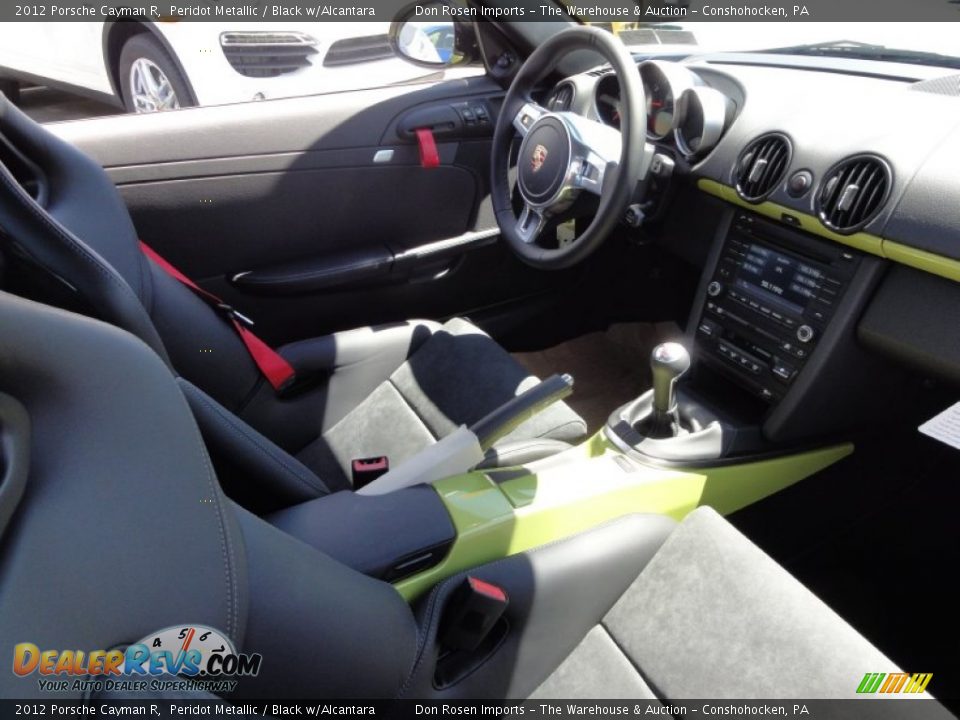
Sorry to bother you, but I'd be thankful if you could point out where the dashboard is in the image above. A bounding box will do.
[545,52,960,431]
[545,54,960,272]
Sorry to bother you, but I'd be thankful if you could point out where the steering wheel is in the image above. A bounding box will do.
[491,27,648,270]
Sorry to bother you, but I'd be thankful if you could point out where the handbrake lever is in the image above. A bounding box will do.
[357,374,574,496]
[470,373,574,451]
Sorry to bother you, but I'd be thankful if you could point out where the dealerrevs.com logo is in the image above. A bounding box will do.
[13,624,262,694]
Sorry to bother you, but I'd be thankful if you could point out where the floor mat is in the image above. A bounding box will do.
[513,322,683,434]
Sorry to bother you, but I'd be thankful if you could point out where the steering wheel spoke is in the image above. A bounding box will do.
[513,102,548,137]
[570,151,609,196]
[566,114,622,197]
[517,203,546,244]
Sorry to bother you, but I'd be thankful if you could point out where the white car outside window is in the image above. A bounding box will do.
[0,20,463,113]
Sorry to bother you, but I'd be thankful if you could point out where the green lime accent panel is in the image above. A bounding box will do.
[883,240,960,283]
[394,436,852,602]
[695,443,852,516]
[698,178,960,286]
[696,178,884,256]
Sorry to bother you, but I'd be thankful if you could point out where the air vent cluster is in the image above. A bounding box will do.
[735,133,791,202]
[817,155,891,234]
[547,84,574,111]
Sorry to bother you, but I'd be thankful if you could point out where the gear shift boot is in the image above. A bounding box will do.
[609,388,725,461]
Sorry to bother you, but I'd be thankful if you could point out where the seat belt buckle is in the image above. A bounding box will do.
[351,456,389,488]
[439,576,509,652]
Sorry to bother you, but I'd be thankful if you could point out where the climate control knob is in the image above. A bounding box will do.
[796,324,815,343]
[707,281,723,297]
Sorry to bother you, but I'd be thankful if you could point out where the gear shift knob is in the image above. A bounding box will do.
[651,342,691,416]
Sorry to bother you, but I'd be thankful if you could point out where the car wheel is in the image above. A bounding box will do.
[118,34,194,113]
[0,79,21,104]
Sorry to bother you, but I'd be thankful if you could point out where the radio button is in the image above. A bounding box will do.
[773,362,797,383]
[707,281,723,297]
[796,325,815,343]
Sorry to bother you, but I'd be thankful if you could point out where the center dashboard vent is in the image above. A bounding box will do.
[734,133,791,203]
[816,155,891,234]
[546,83,575,112]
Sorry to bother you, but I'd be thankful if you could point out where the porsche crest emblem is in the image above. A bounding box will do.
[530,144,548,173]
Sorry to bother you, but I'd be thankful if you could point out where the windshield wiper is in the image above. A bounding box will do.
[764,40,960,70]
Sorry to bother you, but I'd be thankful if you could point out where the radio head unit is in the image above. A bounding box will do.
[696,212,861,403]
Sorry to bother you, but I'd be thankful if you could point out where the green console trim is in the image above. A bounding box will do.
[393,435,852,602]
[697,178,960,285]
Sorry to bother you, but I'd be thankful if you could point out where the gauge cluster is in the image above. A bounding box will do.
[640,61,697,140]
[551,60,739,161]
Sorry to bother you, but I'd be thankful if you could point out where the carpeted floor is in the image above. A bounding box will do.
[513,322,683,434]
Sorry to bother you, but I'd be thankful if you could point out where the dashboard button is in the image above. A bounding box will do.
[796,325,815,343]
[773,362,797,383]
[698,320,719,337]
[707,281,723,297]
[786,170,813,198]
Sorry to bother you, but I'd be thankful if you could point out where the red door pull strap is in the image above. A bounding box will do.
[415,127,440,169]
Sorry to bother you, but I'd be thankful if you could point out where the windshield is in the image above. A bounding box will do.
[595,22,960,69]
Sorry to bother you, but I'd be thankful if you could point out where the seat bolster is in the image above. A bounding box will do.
[389,317,589,445]
[178,379,329,510]
[600,507,921,701]
[280,319,443,375]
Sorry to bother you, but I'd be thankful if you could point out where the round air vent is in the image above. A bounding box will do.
[816,155,892,234]
[734,133,792,203]
[546,83,575,112]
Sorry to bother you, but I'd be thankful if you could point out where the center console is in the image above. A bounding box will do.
[695,211,861,404]
[608,204,896,462]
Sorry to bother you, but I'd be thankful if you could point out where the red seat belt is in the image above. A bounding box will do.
[139,241,296,392]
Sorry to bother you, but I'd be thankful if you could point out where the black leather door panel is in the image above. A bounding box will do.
[119,165,478,278]
[47,76,559,342]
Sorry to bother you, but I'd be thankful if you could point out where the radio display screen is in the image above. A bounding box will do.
[734,243,822,314]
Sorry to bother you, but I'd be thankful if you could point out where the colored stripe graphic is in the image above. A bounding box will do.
[857,673,885,694]
[858,672,932,694]
[904,674,933,694]
[880,673,909,693]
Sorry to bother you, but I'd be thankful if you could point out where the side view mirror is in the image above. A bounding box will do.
[390,3,472,68]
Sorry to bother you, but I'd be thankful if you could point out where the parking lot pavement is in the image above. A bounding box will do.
[18,85,121,124]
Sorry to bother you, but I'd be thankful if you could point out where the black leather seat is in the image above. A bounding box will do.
[2,291,948,713]
[0,93,586,504]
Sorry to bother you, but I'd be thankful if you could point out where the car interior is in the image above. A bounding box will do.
[0,16,958,712]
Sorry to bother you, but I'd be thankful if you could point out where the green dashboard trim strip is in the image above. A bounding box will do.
[697,178,885,256]
[883,240,960,284]
[394,435,852,602]
[697,178,960,284]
